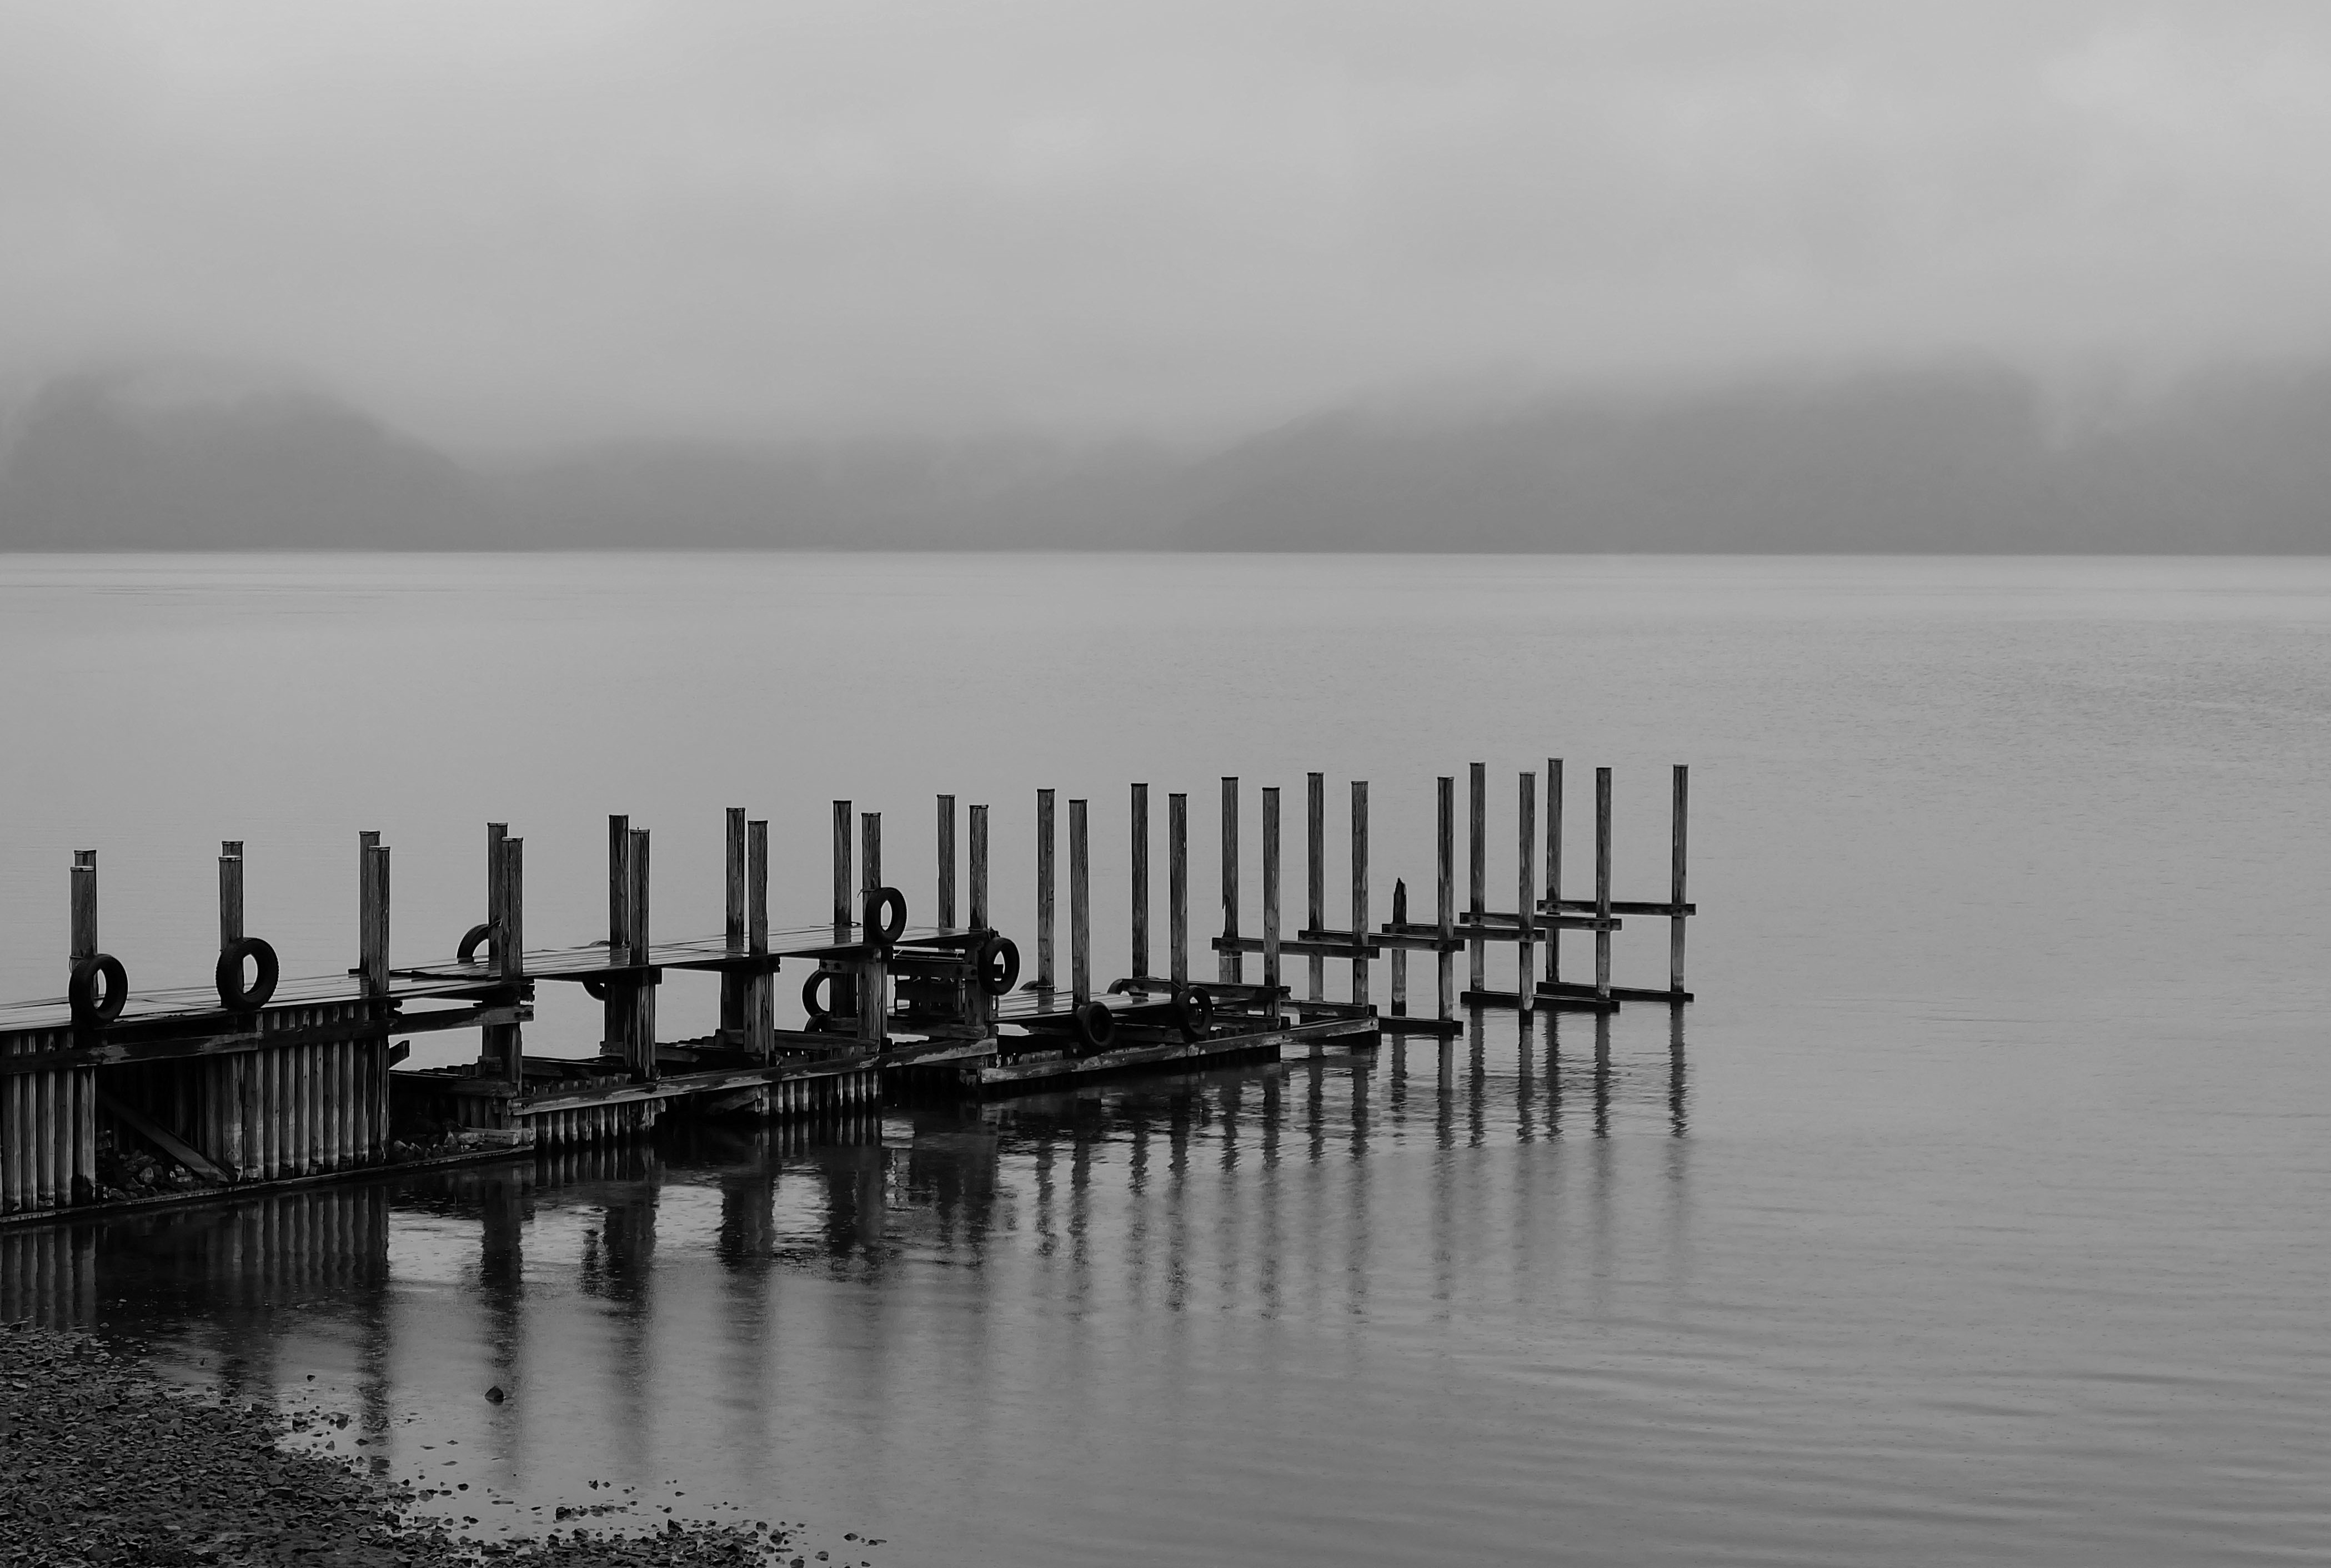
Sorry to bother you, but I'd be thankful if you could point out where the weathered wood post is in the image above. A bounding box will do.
[70,850,97,964]
[1670,764,1690,997]
[859,811,886,1046]
[605,815,633,1058]
[1595,767,1613,1004]
[358,833,389,997]
[1036,788,1056,992]
[1467,762,1486,994]
[1350,781,1370,1007]
[831,801,853,939]
[1168,792,1189,986]
[493,835,525,1088]
[1130,783,1150,979]
[1261,786,1282,1023]
[969,805,990,928]
[937,794,957,929]
[1516,771,1536,1012]
[1545,758,1564,989]
[721,807,748,1040]
[1390,880,1408,1017]
[748,818,773,1057]
[1306,772,1325,1003]
[1436,777,1455,1022]
[219,841,243,950]
[1068,798,1092,1006]
[627,826,656,1078]
[1219,777,1242,983]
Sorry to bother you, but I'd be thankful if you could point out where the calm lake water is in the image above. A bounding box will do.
[2,552,2329,1565]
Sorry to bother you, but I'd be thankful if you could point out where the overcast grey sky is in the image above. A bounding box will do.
[3,2,2328,447]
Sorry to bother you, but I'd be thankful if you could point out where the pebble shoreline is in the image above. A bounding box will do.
[0,1320,825,1567]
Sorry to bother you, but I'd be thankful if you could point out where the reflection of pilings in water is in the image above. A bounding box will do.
[1345,1054,1372,1319]
[1162,1089,1191,1313]
[1544,1013,1562,1138]
[1256,1072,1282,1317]
[1516,1011,1536,1144]
[1593,1012,1612,1139]
[1467,1024,1487,1150]
[1066,1104,1094,1289]
[579,1181,658,1476]
[1300,1053,1327,1323]
[1668,1003,1688,1138]
[1216,1079,1242,1310]
[0,1224,95,1327]
[476,1168,527,1462]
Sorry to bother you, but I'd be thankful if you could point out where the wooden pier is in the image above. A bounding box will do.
[0,758,1693,1222]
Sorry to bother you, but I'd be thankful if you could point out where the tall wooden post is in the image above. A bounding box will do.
[1545,758,1564,988]
[1036,788,1056,991]
[1130,783,1150,979]
[1069,800,1091,1006]
[1168,792,1189,986]
[968,805,990,928]
[1436,777,1455,1022]
[1306,773,1325,1002]
[490,836,525,1087]
[937,794,958,929]
[605,815,632,1058]
[70,851,96,962]
[357,833,389,996]
[219,842,243,949]
[748,819,773,1057]
[1219,777,1241,983]
[629,827,656,1078]
[831,801,853,938]
[1516,771,1536,1012]
[1390,880,1408,1016]
[1595,768,1613,1004]
[1350,781,1370,1006]
[1670,764,1690,996]
[859,812,886,1044]
[1261,786,1281,1023]
[721,807,749,1039]
[1467,762,1486,993]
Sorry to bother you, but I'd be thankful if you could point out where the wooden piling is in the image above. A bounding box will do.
[1069,799,1091,1005]
[629,827,656,1079]
[720,807,748,1039]
[748,818,773,1057]
[605,815,633,1057]
[1306,773,1325,1003]
[219,842,243,949]
[968,805,990,928]
[1545,759,1563,987]
[1670,764,1690,996]
[932,797,951,932]
[1219,777,1242,983]
[1467,762,1486,993]
[494,836,525,1088]
[1436,777,1455,1022]
[1390,880,1408,1016]
[1168,792,1189,986]
[1595,767,1613,1003]
[1350,781,1370,1006]
[1516,771,1536,1013]
[359,836,390,997]
[1130,783,1150,979]
[69,851,96,963]
[1036,788,1056,992]
[831,801,853,938]
[1261,786,1281,1021]
[859,812,885,1043]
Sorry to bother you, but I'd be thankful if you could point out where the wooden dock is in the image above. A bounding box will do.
[0,758,1693,1222]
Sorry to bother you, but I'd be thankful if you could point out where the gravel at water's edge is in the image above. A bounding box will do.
[0,1321,814,1567]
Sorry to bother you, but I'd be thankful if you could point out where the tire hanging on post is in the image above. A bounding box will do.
[69,954,127,1027]
[214,937,279,1012]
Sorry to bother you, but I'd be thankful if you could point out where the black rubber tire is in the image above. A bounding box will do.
[69,953,127,1027]
[863,886,908,948]
[214,937,279,1012]
[980,935,1021,996]
[1174,984,1215,1041]
[802,969,846,1020]
[1074,999,1116,1051]
[457,922,497,966]
[582,977,609,1001]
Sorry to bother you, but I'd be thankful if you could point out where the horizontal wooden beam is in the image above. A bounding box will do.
[982,1015,1373,1085]
[0,1003,527,1076]
[1544,899,1696,917]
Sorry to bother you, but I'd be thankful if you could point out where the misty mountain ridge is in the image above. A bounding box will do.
[4,360,2329,551]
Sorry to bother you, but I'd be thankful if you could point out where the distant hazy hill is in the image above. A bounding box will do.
[4,361,2329,550]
